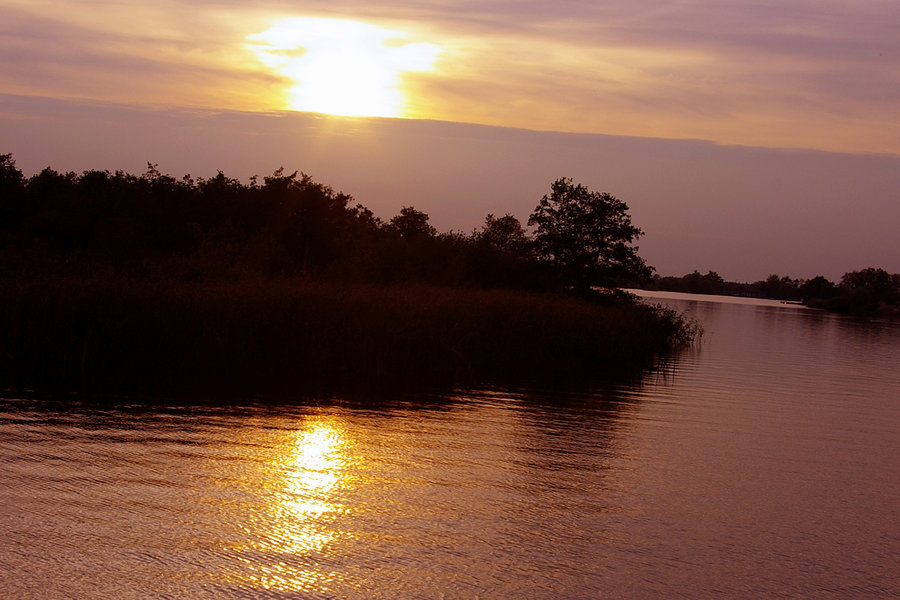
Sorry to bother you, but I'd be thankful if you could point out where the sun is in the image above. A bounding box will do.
[248,18,441,117]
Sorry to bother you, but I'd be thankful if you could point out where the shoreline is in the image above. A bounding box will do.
[0,277,696,397]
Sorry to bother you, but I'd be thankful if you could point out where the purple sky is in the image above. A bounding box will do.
[1,1,898,281]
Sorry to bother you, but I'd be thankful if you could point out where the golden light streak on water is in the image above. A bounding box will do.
[223,415,352,594]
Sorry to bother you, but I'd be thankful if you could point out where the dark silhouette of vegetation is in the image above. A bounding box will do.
[644,267,899,319]
[0,154,562,288]
[0,278,695,395]
[0,161,652,294]
[478,213,531,256]
[0,153,693,395]
[528,177,653,293]
[813,268,900,317]
[649,270,728,296]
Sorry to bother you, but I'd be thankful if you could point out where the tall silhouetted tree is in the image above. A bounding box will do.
[0,153,24,196]
[528,178,652,293]
[0,153,25,228]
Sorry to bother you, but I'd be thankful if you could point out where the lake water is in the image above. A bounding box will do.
[1,292,898,599]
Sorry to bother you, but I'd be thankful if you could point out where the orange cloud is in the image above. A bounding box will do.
[1,0,898,154]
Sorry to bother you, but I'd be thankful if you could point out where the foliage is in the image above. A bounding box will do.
[0,155,561,289]
[757,275,803,302]
[798,276,836,302]
[528,177,652,292]
[389,206,437,239]
[0,153,24,196]
[1,156,665,295]
[652,270,726,295]
[0,278,697,395]
[0,154,697,393]
[825,267,900,317]
[840,267,895,297]
[646,267,898,319]
[478,213,531,257]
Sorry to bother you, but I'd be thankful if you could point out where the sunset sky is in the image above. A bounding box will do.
[2,0,898,280]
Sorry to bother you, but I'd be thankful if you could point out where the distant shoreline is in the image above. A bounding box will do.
[635,269,899,319]
[627,289,813,309]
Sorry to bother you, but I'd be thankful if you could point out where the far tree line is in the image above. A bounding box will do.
[644,268,900,318]
[0,153,649,294]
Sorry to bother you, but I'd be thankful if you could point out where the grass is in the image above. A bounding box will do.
[0,277,697,396]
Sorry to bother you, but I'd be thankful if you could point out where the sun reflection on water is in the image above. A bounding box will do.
[274,423,345,551]
[226,415,353,594]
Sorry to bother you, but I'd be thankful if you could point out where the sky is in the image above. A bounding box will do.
[2,0,898,281]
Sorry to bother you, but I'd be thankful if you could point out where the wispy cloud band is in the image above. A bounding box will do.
[2,0,898,153]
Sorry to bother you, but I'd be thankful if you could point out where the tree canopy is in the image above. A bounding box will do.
[528,177,652,292]
[478,213,531,257]
[1,155,666,296]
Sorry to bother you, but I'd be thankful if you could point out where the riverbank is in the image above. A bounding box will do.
[641,269,899,320]
[0,277,696,396]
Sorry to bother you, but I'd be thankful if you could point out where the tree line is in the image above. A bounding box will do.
[0,153,650,293]
[645,268,900,318]
[0,153,702,392]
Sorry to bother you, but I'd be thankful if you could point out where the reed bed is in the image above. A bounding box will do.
[0,277,695,395]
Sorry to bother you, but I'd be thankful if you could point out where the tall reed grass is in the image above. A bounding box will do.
[0,277,696,395]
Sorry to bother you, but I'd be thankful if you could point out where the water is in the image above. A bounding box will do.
[1,292,898,599]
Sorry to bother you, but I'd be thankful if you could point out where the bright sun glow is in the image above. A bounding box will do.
[249,18,441,117]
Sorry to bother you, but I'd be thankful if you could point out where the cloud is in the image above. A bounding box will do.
[0,4,285,109]
[1,0,898,153]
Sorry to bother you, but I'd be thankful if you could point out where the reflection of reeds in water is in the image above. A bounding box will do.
[0,277,695,395]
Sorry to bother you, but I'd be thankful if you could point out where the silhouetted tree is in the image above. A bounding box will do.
[799,275,836,301]
[348,203,384,232]
[755,274,801,300]
[0,153,24,196]
[0,154,26,228]
[260,169,354,272]
[478,213,531,257]
[389,206,436,239]
[840,267,895,299]
[678,270,725,294]
[528,178,652,293]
